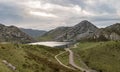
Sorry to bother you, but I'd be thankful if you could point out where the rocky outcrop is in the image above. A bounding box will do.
[39,20,98,41]
[0,24,35,43]
[40,21,120,42]
[92,23,120,41]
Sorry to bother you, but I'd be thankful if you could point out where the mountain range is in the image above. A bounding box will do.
[0,20,119,43]
[39,20,120,42]
[0,24,35,43]
[20,28,46,38]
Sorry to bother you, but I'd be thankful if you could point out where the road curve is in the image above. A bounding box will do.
[55,43,97,72]
[65,48,97,72]
[54,51,75,70]
[65,48,87,71]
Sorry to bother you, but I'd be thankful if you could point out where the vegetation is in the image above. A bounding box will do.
[38,27,70,41]
[57,52,70,66]
[72,41,120,72]
[0,43,75,72]
[0,40,120,72]
[0,59,13,72]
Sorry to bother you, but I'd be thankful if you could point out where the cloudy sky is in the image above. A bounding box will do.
[0,0,120,30]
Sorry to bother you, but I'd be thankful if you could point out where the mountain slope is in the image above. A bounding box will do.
[39,20,98,41]
[72,41,120,72]
[0,24,35,43]
[20,28,46,38]
[93,23,120,41]
[39,27,71,41]
[0,44,76,72]
[56,20,98,41]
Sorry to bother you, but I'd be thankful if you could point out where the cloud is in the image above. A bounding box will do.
[29,11,58,18]
[0,0,120,30]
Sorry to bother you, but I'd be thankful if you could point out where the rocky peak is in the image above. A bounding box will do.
[74,20,96,27]
[0,24,4,26]
[0,23,36,43]
[55,20,98,41]
[0,24,5,28]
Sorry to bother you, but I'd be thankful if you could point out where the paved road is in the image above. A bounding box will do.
[54,51,75,70]
[65,48,97,72]
[55,43,97,72]
[65,48,86,71]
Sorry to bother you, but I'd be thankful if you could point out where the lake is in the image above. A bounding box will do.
[29,41,71,47]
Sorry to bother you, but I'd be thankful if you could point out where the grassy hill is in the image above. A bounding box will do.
[72,41,120,72]
[0,43,75,72]
[39,27,70,41]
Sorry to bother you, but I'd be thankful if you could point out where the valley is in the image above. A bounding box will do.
[0,0,120,72]
[0,20,120,72]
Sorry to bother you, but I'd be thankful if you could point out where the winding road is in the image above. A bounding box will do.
[55,44,97,72]
[65,48,89,72]
[54,51,75,70]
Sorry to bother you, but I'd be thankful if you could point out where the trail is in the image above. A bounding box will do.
[65,48,97,72]
[65,48,87,72]
[55,43,97,72]
[54,51,75,70]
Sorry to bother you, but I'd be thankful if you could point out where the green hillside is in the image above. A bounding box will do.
[39,27,70,41]
[72,41,120,72]
[0,43,75,72]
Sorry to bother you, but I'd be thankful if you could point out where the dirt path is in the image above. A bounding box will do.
[65,48,97,72]
[54,51,75,70]
[55,43,97,72]
[65,48,89,72]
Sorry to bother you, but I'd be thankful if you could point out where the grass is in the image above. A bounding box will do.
[1,41,119,72]
[72,42,102,50]
[0,59,13,72]
[72,41,120,72]
[57,52,70,66]
[57,51,82,72]
[72,42,103,70]
[0,43,76,72]
[58,41,120,72]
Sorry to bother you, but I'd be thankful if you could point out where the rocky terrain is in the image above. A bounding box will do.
[39,20,120,42]
[92,23,120,41]
[55,20,98,41]
[0,24,35,43]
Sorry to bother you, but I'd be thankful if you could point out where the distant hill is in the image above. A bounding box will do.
[20,28,46,38]
[0,24,35,43]
[39,20,98,41]
[39,27,71,41]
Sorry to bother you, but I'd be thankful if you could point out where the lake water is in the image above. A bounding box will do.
[29,41,70,47]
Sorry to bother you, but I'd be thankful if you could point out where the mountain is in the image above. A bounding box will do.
[0,24,35,43]
[20,28,46,38]
[39,27,71,41]
[39,20,98,41]
[92,23,120,41]
[56,20,98,41]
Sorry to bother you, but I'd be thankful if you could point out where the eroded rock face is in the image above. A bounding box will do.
[39,21,120,42]
[92,23,120,41]
[0,24,35,43]
[41,20,98,41]
[62,20,98,41]
[109,32,120,40]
